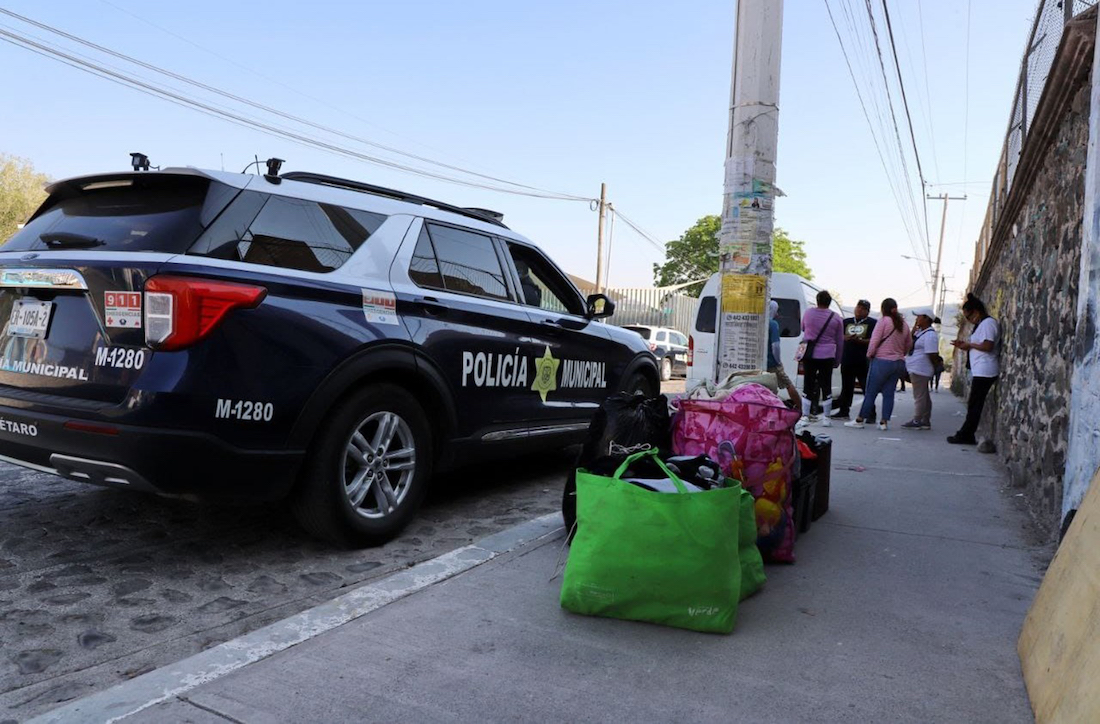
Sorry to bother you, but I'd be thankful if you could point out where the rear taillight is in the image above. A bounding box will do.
[688,335,694,366]
[144,275,266,351]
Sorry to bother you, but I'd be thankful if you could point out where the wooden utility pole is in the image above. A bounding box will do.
[715,0,784,382]
[595,183,607,293]
[926,193,966,309]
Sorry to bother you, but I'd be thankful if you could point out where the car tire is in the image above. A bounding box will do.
[660,357,672,382]
[291,383,433,547]
[624,371,657,398]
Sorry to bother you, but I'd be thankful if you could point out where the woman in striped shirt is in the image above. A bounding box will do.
[845,298,912,431]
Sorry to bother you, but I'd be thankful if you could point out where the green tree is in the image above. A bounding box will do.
[652,215,813,295]
[0,154,49,243]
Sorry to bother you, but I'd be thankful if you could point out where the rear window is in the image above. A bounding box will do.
[694,298,716,334]
[233,196,386,273]
[624,326,652,340]
[3,177,228,254]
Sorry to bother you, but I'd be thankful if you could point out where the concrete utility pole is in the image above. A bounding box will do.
[595,183,607,294]
[715,0,784,382]
[926,193,966,309]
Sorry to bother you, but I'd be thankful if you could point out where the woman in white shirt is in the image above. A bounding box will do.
[901,308,939,430]
[948,293,1000,445]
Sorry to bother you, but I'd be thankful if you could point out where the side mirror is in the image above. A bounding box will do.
[586,293,615,319]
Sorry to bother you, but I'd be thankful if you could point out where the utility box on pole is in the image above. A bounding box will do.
[715,0,784,382]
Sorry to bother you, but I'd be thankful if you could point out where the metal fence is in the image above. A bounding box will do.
[604,286,700,336]
[973,0,1098,285]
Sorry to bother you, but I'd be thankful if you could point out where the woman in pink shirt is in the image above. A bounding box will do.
[799,290,844,425]
[845,298,911,431]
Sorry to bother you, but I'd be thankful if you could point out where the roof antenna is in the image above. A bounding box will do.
[129,152,157,172]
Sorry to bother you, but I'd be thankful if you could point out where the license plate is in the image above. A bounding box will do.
[8,300,54,338]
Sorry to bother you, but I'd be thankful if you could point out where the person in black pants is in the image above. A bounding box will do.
[799,290,844,425]
[948,294,1000,444]
[830,299,877,422]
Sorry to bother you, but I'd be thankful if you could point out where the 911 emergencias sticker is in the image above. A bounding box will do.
[361,289,398,325]
[105,292,142,328]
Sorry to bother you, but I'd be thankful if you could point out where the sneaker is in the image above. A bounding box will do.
[877,421,888,431]
[829,410,849,420]
[919,421,932,430]
[946,434,977,445]
[820,417,832,427]
[843,420,865,429]
[900,420,922,430]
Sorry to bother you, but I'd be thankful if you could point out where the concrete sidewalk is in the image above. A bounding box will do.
[36,390,1049,723]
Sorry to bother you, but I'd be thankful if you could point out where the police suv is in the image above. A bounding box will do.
[0,164,657,545]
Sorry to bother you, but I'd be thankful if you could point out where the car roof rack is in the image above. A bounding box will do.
[280,171,508,229]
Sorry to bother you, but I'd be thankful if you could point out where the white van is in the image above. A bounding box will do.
[687,272,844,399]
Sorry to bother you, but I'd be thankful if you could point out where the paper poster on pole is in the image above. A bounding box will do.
[718,274,767,378]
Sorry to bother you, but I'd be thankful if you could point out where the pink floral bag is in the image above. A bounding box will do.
[672,383,800,563]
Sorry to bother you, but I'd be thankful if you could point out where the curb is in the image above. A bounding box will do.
[30,514,565,724]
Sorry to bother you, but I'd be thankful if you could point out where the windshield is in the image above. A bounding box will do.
[624,326,652,340]
[3,176,232,254]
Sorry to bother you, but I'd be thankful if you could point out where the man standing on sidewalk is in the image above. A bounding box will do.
[831,299,877,422]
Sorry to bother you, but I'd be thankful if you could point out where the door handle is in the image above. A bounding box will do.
[416,296,446,316]
[539,318,565,334]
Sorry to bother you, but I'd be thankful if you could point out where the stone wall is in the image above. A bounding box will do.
[970,79,1091,538]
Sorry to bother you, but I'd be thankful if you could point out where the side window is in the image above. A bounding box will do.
[673,332,688,346]
[235,196,386,272]
[423,223,509,300]
[695,296,717,334]
[408,227,444,289]
[776,298,801,337]
[656,331,667,343]
[506,243,584,316]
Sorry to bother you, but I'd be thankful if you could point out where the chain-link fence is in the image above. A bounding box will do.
[973,0,1097,285]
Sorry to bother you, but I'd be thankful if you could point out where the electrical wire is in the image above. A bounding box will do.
[952,0,974,267]
[915,0,941,181]
[824,0,930,286]
[0,8,592,203]
[836,0,928,275]
[876,0,933,273]
[608,208,666,254]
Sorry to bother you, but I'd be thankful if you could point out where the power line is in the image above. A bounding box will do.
[839,0,928,275]
[824,0,930,286]
[877,0,933,273]
[608,208,665,254]
[953,0,974,266]
[915,0,941,181]
[0,8,592,203]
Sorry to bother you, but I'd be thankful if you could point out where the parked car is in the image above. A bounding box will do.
[686,272,844,399]
[0,165,658,546]
[622,324,688,381]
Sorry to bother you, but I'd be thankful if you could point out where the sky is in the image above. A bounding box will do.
[0,0,1047,309]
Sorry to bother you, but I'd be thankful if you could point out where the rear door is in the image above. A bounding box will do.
[687,277,718,387]
[393,220,541,440]
[0,173,237,404]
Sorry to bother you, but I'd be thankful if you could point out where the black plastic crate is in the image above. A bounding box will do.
[792,470,817,535]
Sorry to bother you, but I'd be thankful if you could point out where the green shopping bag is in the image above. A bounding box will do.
[738,486,766,600]
[560,450,742,634]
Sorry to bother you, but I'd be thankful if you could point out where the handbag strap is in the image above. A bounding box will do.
[612,449,689,494]
[808,312,835,344]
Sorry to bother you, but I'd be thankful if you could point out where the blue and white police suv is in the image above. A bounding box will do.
[0,161,657,545]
